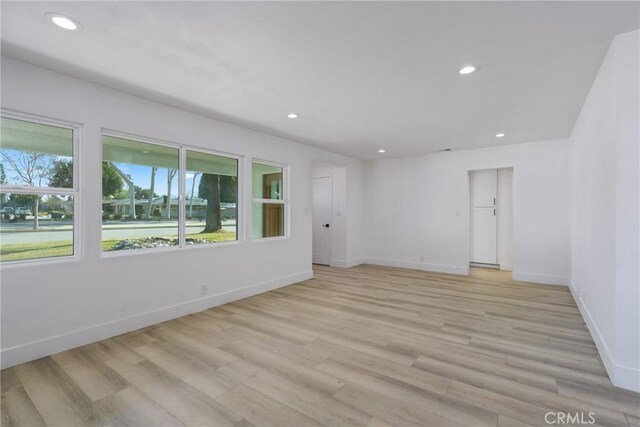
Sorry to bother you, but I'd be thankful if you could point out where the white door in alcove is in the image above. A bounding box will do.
[312,176,332,265]
[471,168,499,265]
[472,169,498,206]
[473,207,498,264]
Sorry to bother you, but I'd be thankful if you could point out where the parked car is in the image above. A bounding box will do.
[0,207,14,214]
[15,207,32,215]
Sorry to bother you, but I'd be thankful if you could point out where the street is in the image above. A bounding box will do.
[0,220,237,244]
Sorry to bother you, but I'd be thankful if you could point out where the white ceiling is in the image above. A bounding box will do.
[1,2,638,160]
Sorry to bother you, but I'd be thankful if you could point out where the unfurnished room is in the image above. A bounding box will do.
[0,1,639,426]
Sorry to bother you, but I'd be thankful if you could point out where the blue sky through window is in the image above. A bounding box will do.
[111,162,202,199]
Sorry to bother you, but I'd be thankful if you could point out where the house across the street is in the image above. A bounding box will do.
[102,197,236,220]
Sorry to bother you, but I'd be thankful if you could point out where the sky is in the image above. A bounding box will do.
[0,149,201,199]
[0,148,235,200]
[113,162,200,198]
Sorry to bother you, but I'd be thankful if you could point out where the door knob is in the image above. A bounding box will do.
[322,224,330,228]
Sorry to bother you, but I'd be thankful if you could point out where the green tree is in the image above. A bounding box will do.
[10,193,38,207]
[102,162,124,198]
[49,160,73,188]
[45,195,63,211]
[220,176,237,203]
[134,186,157,200]
[0,164,6,205]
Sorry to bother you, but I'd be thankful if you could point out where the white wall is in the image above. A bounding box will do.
[363,139,571,284]
[570,30,639,392]
[0,57,364,368]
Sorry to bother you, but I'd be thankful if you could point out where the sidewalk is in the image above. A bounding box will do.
[0,220,236,233]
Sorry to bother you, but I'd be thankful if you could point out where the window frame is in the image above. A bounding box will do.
[0,109,82,266]
[182,146,243,249]
[100,129,242,258]
[251,158,289,242]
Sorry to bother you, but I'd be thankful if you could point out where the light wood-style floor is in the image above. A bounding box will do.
[2,265,639,427]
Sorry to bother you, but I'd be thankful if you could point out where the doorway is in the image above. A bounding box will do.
[312,176,332,265]
[469,167,514,271]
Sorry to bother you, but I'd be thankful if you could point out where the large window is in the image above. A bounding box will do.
[102,133,239,253]
[252,161,286,239]
[0,115,78,262]
[102,134,179,252]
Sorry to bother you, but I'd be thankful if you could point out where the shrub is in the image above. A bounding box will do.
[114,213,123,220]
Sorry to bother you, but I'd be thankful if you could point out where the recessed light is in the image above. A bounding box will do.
[458,66,476,75]
[45,13,81,30]
[287,113,299,119]
[495,133,505,138]
[378,149,386,153]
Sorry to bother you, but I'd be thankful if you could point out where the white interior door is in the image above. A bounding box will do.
[473,169,498,207]
[473,207,498,264]
[312,176,332,265]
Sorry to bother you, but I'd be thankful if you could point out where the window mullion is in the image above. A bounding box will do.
[179,146,186,248]
[252,198,286,204]
[0,186,76,196]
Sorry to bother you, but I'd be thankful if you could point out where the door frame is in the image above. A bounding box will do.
[312,174,332,265]
[467,167,515,272]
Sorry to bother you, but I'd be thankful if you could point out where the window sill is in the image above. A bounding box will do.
[100,239,241,259]
[0,254,80,270]
[252,236,290,243]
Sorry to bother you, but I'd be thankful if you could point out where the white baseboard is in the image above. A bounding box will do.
[364,258,469,276]
[613,360,640,392]
[0,270,314,369]
[512,271,569,286]
[570,286,617,381]
[499,263,513,271]
[330,258,365,268]
[570,285,640,392]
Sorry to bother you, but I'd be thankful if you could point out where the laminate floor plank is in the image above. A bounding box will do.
[94,386,184,427]
[332,382,461,427]
[306,338,451,394]
[220,340,345,394]
[218,358,371,426]
[317,359,497,426]
[0,369,20,394]
[50,347,129,401]
[132,342,237,400]
[3,265,637,426]
[12,358,105,426]
[1,384,47,427]
[215,384,323,427]
[117,360,242,427]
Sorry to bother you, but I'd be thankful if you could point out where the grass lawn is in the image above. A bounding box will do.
[0,241,74,262]
[0,230,237,262]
